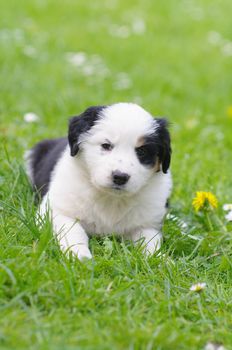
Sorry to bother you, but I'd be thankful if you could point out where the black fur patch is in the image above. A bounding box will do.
[135,141,158,167]
[155,118,171,173]
[29,137,67,197]
[135,118,171,173]
[28,106,106,198]
[68,105,106,156]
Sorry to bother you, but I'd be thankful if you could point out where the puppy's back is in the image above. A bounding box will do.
[25,138,68,197]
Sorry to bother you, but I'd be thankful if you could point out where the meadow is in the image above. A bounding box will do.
[0,0,232,349]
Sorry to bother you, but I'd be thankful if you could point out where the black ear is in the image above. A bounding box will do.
[68,106,105,156]
[155,118,171,173]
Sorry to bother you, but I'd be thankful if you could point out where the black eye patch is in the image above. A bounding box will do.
[135,143,157,166]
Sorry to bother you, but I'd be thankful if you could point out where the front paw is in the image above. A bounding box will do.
[76,246,93,261]
[144,237,162,256]
[61,244,92,261]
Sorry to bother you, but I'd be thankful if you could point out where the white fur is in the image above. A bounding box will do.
[24,150,34,183]
[38,103,172,260]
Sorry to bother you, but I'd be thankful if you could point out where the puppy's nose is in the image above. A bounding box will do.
[112,170,130,186]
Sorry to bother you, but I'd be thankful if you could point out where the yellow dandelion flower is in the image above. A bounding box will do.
[192,191,218,211]
[227,106,232,119]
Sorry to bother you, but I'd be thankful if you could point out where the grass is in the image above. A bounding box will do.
[1,0,232,349]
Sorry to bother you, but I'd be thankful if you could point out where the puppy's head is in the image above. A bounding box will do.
[68,103,171,195]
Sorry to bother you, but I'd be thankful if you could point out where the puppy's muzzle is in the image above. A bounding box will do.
[112,170,130,186]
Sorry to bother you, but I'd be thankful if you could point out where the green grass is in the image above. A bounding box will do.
[1,0,232,349]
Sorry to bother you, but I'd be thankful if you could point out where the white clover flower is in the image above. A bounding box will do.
[222,204,232,222]
[66,52,109,79]
[205,342,226,350]
[190,282,206,292]
[113,72,132,90]
[223,204,232,211]
[109,25,130,38]
[207,31,222,45]
[24,112,40,123]
[23,46,37,57]
[225,211,232,222]
[221,42,232,56]
[132,19,146,35]
[66,52,87,67]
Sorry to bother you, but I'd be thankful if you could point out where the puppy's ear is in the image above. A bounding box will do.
[68,106,105,156]
[155,118,171,173]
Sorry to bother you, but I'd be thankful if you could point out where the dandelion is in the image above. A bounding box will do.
[192,191,218,211]
[190,282,206,292]
[226,106,232,119]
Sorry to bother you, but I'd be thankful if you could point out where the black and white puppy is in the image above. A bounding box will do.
[26,103,172,260]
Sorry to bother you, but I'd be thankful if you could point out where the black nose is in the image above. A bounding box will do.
[112,171,130,186]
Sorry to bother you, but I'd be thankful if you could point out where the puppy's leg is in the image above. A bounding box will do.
[130,228,162,256]
[52,212,92,261]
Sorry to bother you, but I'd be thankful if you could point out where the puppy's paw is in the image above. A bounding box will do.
[61,243,92,261]
[76,246,93,261]
[144,239,162,257]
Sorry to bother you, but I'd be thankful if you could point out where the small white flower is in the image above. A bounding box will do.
[191,7,204,21]
[132,19,146,35]
[225,211,232,222]
[207,31,222,45]
[82,64,95,76]
[190,282,206,292]
[205,342,226,350]
[113,72,132,90]
[23,46,37,57]
[109,25,130,38]
[66,52,87,67]
[24,112,40,123]
[223,204,232,220]
[66,52,109,79]
[223,204,232,211]
[221,42,232,56]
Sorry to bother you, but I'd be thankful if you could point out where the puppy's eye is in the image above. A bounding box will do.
[136,146,149,158]
[101,143,113,151]
[135,145,156,166]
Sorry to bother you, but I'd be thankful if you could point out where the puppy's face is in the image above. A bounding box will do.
[68,103,171,195]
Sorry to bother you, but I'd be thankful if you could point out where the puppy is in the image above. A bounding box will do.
[25,103,172,260]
